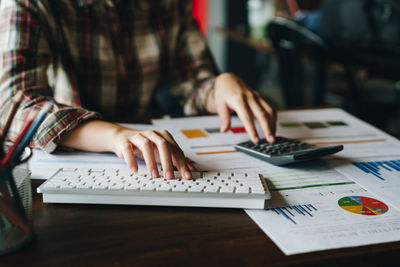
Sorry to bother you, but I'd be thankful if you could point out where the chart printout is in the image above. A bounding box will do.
[152,115,268,170]
[276,108,400,159]
[153,109,400,171]
[334,156,400,211]
[245,161,400,255]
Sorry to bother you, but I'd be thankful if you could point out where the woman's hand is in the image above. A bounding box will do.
[112,127,195,179]
[60,121,195,179]
[206,73,277,144]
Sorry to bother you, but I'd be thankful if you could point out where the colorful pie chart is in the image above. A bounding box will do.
[338,196,389,216]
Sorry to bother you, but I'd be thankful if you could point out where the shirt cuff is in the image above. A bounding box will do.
[184,77,216,116]
[33,108,102,153]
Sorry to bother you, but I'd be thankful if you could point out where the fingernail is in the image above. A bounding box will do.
[152,169,159,178]
[268,135,275,143]
[165,170,174,179]
[183,171,191,180]
[188,162,196,171]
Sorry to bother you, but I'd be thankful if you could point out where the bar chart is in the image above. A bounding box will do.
[269,204,317,224]
[353,160,400,181]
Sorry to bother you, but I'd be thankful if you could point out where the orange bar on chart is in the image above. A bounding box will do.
[311,139,386,146]
[181,129,208,139]
[196,150,239,156]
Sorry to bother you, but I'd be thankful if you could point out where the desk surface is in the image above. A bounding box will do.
[2,180,400,266]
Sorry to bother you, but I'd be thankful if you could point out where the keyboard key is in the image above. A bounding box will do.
[93,183,108,190]
[204,185,219,193]
[236,186,250,194]
[220,186,235,193]
[156,184,172,192]
[61,168,77,172]
[188,185,204,192]
[141,184,156,191]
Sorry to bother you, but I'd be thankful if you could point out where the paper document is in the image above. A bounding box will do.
[152,116,267,170]
[247,184,400,255]
[277,108,400,159]
[257,160,355,193]
[333,156,400,211]
[153,109,400,172]
[245,161,400,255]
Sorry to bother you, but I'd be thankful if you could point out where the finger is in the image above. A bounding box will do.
[258,98,277,141]
[171,150,192,180]
[120,141,138,172]
[217,104,231,133]
[142,130,175,179]
[186,158,196,171]
[157,130,192,180]
[130,133,159,178]
[252,91,277,137]
[230,94,259,143]
[250,95,276,143]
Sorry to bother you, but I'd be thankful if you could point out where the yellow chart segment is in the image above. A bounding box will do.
[341,205,364,214]
[181,129,208,139]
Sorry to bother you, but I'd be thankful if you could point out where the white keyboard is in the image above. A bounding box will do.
[37,168,271,209]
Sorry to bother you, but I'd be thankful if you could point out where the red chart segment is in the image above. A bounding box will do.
[230,126,246,134]
[338,196,389,216]
[362,206,377,215]
[361,196,388,210]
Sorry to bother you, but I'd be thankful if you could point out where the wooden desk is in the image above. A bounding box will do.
[2,180,400,266]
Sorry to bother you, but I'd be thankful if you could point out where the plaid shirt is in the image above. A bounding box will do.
[0,0,218,152]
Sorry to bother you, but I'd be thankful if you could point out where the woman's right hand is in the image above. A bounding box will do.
[60,120,195,179]
[112,127,195,179]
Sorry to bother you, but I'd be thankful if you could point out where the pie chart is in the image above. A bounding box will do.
[338,196,389,216]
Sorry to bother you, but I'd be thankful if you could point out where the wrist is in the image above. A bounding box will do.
[205,82,216,113]
[104,123,126,152]
[60,120,126,153]
[206,73,238,114]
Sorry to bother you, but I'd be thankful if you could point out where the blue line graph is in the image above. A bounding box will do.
[353,160,400,181]
[270,204,317,224]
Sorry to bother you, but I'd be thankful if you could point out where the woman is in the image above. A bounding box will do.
[0,0,276,179]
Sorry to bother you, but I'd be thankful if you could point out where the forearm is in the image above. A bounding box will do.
[59,120,194,179]
[60,120,121,153]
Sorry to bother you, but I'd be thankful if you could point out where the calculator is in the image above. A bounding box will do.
[234,137,343,166]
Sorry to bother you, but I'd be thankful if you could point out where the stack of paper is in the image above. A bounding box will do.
[152,108,400,255]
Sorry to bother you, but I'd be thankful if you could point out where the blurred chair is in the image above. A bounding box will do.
[267,17,400,134]
[267,16,327,107]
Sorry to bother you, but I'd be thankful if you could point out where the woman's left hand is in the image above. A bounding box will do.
[206,73,277,144]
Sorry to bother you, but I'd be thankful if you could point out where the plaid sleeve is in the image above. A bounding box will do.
[0,0,100,152]
[169,0,219,115]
